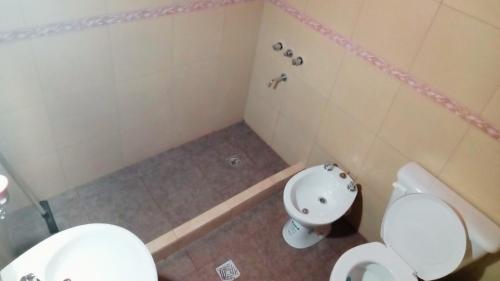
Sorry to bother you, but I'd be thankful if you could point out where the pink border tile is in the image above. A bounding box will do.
[269,0,500,141]
[0,0,253,44]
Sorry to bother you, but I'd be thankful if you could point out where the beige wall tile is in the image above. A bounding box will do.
[0,106,56,160]
[6,152,67,199]
[116,72,176,165]
[444,0,500,28]
[305,0,364,37]
[216,0,263,127]
[60,131,124,188]
[222,0,263,60]
[171,60,223,144]
[215,54,253,128]
[32,29,119,148]
[106,0,173,13]
[352,0,439,70]
[411,6,500,112]
[20,0,106,25]
[271,115,315,165]
[440,128,500,224]
[0,42,44,113]
[110,17,173,81]
[316,101,376,174]
[306,144,338,168]
[244,93,279,145]
[116,72,172,127]
[0,0,25,31]
[379,86,469,174]
[482,88,500,129]
[33,29,114,94]
[48,85,119,149]
[173,9,224,66]
[358,137,409,202]
[279,73,327,131]
[289,23,345,97]
[330,54,401,132]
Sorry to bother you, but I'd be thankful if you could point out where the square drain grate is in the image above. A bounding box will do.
[215,260,240,281]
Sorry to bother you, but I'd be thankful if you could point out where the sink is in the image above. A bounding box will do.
[1,224,157,281]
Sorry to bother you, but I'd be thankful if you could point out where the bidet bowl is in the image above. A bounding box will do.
[284,164,358,228]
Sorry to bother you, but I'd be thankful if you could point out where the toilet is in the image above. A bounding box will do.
[282,164,358,249]
[330,162,500,281]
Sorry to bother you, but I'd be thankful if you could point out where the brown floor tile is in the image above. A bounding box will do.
[157,250,197,281]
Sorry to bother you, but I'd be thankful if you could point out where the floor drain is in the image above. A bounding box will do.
[216,260,240,281]
[302,208,309,214]
[226,155,241,168]
[319,197,327,204]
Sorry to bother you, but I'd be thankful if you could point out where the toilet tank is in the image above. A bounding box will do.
[388,162,500,266]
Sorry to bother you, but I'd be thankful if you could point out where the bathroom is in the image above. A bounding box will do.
[0,0,499,280]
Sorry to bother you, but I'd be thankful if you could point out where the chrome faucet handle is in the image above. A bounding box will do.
[20,274,40,281]
[267,73,288,89]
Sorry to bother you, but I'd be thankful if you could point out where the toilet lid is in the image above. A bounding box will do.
[381,193,466,281]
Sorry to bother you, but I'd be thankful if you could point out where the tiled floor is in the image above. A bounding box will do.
[156,191,366,281]
[3,122,287,255]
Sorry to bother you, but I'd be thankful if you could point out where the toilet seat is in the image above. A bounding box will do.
[330,242,416,281]
[331,193,466,281]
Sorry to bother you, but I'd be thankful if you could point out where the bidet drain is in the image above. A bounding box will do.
[301,208,309,214]
[319,197,327,204]
[225,155,241,167]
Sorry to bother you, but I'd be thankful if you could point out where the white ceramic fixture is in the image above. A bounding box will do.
[283,164,358,249]
[0,224,157,281]
[330,162,500,281]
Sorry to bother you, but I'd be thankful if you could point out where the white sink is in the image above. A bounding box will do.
[1,224,157,281]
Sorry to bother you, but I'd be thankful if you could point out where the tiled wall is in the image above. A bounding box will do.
[244,0,500,279]
[0,0,263,207]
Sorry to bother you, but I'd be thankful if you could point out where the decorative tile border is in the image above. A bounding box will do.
[0,0,253,44]
[269,0,500,141]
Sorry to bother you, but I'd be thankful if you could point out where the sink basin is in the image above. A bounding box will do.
[1,224,157,281]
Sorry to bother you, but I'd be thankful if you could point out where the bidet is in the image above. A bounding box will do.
[282,164,358,248]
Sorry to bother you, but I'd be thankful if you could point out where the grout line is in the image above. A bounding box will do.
[442,3,500,31]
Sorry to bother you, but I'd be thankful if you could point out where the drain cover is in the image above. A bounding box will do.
[216,260,240,281]
[226,155,241,167]
[319,197,327,204]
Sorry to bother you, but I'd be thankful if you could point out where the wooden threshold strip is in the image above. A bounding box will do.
[146,163,305,262]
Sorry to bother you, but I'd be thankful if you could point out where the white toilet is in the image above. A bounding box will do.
[283,164,358,249]
[330,162,500,281]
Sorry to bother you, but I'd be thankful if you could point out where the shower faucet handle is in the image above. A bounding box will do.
[267,73,288,89]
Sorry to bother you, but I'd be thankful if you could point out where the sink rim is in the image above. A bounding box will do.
[0,223,157,281]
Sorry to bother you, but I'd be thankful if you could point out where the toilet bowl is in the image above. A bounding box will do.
[330,162,500,281]
[331,242,415,281]
[282,164,358,249]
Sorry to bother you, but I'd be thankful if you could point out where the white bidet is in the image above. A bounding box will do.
[282,164,358,249]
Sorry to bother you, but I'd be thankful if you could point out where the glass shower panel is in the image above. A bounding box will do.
[0,156,54,269]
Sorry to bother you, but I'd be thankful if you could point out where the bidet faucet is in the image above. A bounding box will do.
[267,73,287,89]
[20,273,40,281]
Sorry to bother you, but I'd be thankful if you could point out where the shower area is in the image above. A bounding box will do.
[0,0,271,269]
